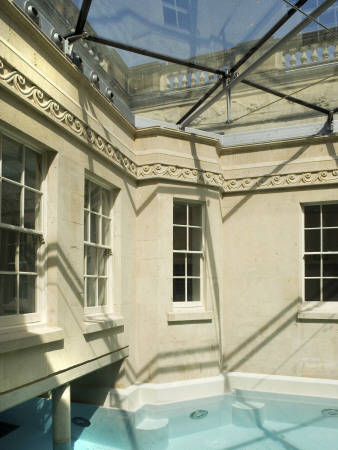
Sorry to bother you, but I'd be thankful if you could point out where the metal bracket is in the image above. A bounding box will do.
[327,111,334,133]
[64,31,89,57]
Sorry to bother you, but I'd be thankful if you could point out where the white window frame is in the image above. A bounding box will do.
[162,0,190,29]
[0,131,45,327]
[173,200,204,306]
[84,175,113,315]
[303,202,338,302]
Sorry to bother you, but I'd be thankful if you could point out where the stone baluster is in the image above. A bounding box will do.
[300,46,308,65]
[208,72,214,83]
[289,48,297,66]
[190,71,196,86]
[173,72,179,89]
[282,50,287,68]
[322,44,330,61]
[181,72,188,88]
[199,71,206,85]
[333,43,338,59]
[166,75,171,90]
[310,44,319,63]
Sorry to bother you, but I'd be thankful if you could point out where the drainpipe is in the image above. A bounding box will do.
[52,383,71,450]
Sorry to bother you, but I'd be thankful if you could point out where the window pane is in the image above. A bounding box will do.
[0,229,16,271]
[304,205,320,228]
[173,226,187,250]
[84,210,89,241]
[25,148,41,190]
[163,6,177,26]
[84,179,90,209]
[177,0,189,9]
[19,275,35,313]
[86,278,96,307]
[102,188,110,216]
[102,217,110,246]
[187,254,200,276]
[2,136,22,182]
[91,183,100,213]
[1,180,21,226]
[189,228,202,251]
[24,189,41,230]
[305,229,320,252]
[323,279,338,301]
[90,213,100,244]
[98,249,108,276]
[187,278,200,302]
[322,204,338,227]
[304,254,320,277]
[177,11,189,28]
[98,278,106,306]
[20,233,37,272]
[86,246,97,275]
[173,278,185,302]
[189,204,202,226]
[305,278,320,302]
[173,254,185,276]
[323,254,338,277]
[173,203,186,225]
[323,229,338,252]
[0,274,17,316]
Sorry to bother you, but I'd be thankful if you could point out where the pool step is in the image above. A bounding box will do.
[232,400,265,428]
[135,417,169,450]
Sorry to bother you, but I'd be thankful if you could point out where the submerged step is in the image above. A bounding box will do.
[136,417,168,430]
[232,400,265,428]
[135,417,169,450]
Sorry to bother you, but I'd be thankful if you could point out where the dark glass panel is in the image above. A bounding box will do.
[177,0,189,9]
[0,229,16,271]
[322,204,338,227]
[323,279,338,302]
[304,205,320,228]
[84,210,89,241]
[84,179,90,209]
[102,188,110,216]
[98,248,108,276]
[187,254,200,276]
[304,254,320,277]
[19,275,35,313]
[163,6,177,26]
[189,204,202,226]
[173,254,185,276]
[86,246,97,275]
[90,213,100,244]
[177,11,189,28]
[24,189,41,230]
[173,203,186,225]
[189,228,202,251]
[323,229,338,252]
[173,226,187,250]
[187,278,200,302]
[1,181,21,226]
[98,278,106,306]
[86,278,96,307]
[323,254,338,277]
[25,148,41,190]
[19,233,36,272]
[2,136,22,183]
[305,229,320,252]
[91,183,101,213]
[0,274,17,315]
[173,278,185,302]
[102,217,110,246]
[305,278,320,302]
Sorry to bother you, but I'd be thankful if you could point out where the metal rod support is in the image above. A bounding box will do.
[85,36,225,76]
[226,89,232,124]
[74,0,93,36]
[180,0,336,129]
[242,79,329,115]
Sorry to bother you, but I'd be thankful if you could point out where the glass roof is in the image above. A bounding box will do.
[14,0,338,136]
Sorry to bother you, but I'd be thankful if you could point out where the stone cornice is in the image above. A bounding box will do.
[2,58,338,194]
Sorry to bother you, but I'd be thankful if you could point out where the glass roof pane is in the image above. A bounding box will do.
[79,0,295,68]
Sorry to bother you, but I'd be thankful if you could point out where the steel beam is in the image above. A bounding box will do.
[85,36,225,76]
[180,0,337,129]
[74,0,93,36]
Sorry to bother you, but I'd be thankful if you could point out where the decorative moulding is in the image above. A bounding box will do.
[2,58,338,194]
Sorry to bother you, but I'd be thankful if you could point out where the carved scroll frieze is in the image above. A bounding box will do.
[0,58,137,178]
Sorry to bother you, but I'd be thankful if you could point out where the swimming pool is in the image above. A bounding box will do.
[1,389,338,449]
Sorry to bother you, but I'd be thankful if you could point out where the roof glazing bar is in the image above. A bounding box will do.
[282,0,338,38]
[73,0,93,36]
[242,79,330,115]
[180,0,337,129]
[84,36,225,76]
[177,0,308,126]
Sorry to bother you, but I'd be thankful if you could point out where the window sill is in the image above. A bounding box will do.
[298,303,338,321]
[0,324,64,354]
[167,308,213,323]
[83,314,124,334]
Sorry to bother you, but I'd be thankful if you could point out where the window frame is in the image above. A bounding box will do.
[84,175,114,315]
[0,131,46,327]
[173,200,204,307]
[303,201,338,303]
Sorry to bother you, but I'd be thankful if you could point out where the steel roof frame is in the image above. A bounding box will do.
[66,0,337,130]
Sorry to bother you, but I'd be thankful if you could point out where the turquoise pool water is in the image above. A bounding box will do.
[1,390,338,449]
